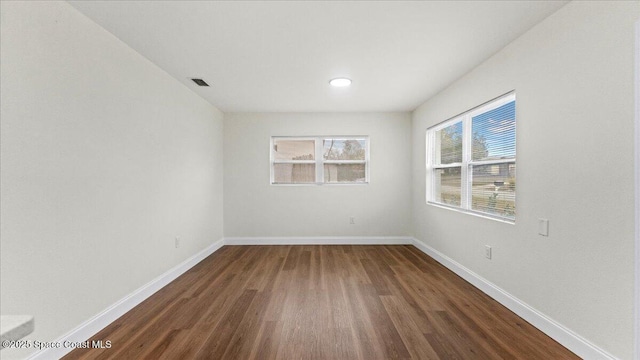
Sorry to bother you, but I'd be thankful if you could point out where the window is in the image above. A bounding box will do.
[426,93,516,221]
[271,137,369,185]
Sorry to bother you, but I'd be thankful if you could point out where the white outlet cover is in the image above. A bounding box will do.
[538,219,549,236]
[485,245,492,259]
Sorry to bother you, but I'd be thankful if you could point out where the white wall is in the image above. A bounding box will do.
[0,2,224,359]
[224,112,411,238]
[412,1,637,359]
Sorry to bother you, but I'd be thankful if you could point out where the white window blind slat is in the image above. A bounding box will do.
[471,101,516,161]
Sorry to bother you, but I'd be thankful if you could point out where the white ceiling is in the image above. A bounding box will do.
[68,1,568,113]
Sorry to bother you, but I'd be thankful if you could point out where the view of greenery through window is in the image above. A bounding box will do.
[323,139,366,183]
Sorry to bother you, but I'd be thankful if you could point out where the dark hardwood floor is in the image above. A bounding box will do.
[64,245,579,359]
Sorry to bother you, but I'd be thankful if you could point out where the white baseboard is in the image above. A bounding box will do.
[224,236,413,245]
[410,237,618,360]
[23,236,617,359]
[27,238,225,360]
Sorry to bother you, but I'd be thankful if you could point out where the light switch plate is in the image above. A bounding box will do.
[538,218,549,236]
[485,245,492,259]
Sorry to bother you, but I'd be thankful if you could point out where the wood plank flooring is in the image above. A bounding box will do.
[64,245,579,359]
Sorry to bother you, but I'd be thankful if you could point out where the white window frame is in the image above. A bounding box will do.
[426,92,516,222]
[270,136,370,185]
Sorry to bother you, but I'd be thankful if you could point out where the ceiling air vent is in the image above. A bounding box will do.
[191,78,209,87]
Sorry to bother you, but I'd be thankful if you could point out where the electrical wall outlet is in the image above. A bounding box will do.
[538,218,549,236]
[175,236,180,248]
[485,245,492,259]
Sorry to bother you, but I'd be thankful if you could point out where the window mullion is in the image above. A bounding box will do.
[461,116,472,210]
[323,160,366,164]
[469,158,516,166]
[433,163,463,169]
[273,160,316,164]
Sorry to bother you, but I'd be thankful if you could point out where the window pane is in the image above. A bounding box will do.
[435,122,463,164]
[323,164,366,183]
[470,163,516,219]
[472,101,516,161]
[323,139,366,160]
[273,140,315,161]
[273,163,315,183]
[434,167,461,206]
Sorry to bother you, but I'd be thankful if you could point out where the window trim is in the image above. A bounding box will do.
[270,136,370,185]
[426,92,516,222]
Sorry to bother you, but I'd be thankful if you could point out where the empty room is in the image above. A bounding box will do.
[1,1,638,359]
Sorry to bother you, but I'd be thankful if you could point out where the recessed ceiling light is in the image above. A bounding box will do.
[329,78,351,87]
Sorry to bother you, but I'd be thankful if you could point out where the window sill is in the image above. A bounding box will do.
[426,201,515,224]
[271,182,369,186]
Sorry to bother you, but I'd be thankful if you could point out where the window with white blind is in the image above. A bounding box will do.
[426,92,516,221]
[271,137,369,185]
